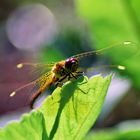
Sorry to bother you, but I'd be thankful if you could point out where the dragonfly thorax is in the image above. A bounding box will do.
[52,58,78,78]
[52,61,66,78]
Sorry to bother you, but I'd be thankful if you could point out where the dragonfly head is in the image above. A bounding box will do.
[65,57,78,72]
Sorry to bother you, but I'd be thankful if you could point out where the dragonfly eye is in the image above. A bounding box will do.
[65,58,78,72]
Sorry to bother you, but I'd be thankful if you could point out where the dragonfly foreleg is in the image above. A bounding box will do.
[75,71,84,75]
[69,71,84,80]
[55,75,68,87]
[70,73,77,79]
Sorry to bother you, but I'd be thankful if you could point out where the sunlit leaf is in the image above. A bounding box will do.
[40,75,112,140]
[0,111,49,140]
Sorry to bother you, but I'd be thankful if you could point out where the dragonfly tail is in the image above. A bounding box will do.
[30,90,42,109]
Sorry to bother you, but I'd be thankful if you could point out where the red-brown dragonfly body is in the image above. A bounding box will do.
[9,41,137,108]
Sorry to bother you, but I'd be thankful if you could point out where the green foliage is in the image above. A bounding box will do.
[39,46,65,63]
[76,0,138,46]
[0,111,49,140]
[84,129,140,140]
[0,75,112,140]
[40,75,111,140]
[83,130,118,140]
[75,0,140,89]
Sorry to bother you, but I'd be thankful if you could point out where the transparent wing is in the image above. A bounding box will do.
[72,41,139,75]
[72,41,138,63]
[72,41,138,72]
[16,62,55,80]
[8,72,53,108]
[16,62,54,69]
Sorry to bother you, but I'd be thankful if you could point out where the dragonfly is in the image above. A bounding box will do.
[9,41,138,108]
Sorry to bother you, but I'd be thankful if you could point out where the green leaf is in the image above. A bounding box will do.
[0,111,49,140]
[84,128,140,140]
[0,75,111,140]
[83,130,118,140]
[40,75,112,140]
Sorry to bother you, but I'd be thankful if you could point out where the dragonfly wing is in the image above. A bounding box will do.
[73,41,138,75]
[36,71,53,90]
[96,41,138,63]
[73,41,138,63]
[8,72,53,108]
[16,62,55,69]
[16,62,55,80]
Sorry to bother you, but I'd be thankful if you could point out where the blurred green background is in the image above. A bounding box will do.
[0,0,140,139]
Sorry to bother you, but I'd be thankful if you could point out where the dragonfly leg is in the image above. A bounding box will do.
[68,74,72,80]
[70,73,77,79]
[55,75,68,87]
[75,71,84,75]
[74,71,84,78]
[69,71,84,80]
